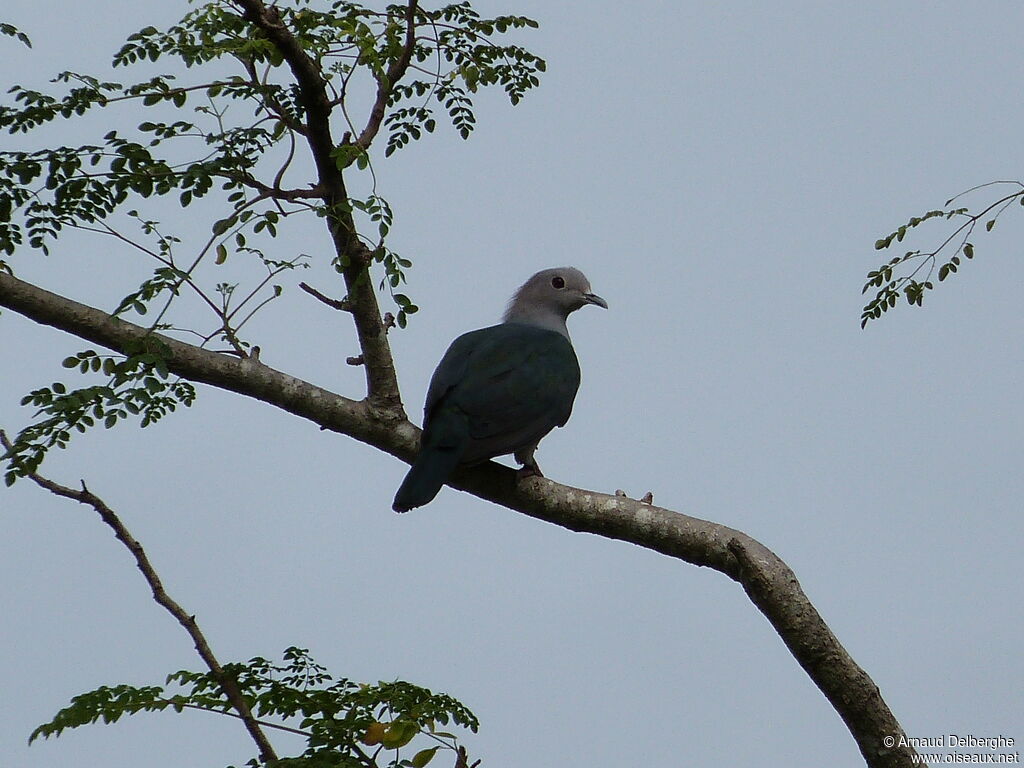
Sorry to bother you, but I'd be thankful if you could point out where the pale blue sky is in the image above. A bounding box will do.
[2,2,1021,767]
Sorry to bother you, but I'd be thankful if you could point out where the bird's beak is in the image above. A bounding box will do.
[583,292,608,309]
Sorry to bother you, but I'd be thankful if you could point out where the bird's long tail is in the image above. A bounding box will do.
[392,443,463,512]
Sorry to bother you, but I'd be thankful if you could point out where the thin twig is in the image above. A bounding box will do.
[944,179,1023,206]
[0,431,278,766]
[172,700,310,738]
[299,281,352,311]
[353,0,419,151]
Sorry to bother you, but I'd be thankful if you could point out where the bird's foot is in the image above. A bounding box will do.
[516,462,544,481]
[514,445,543,480]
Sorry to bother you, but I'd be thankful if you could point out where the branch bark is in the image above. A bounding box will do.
[234,0,403,412]
[0,271,918,768]
[0,429,279,765]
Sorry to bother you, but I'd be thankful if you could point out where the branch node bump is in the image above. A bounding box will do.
[299,281,352,312]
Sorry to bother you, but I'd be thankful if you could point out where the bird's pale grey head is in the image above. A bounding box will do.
[503,267,606,336]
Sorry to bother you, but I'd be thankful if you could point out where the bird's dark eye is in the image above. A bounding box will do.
[551,276,565,289]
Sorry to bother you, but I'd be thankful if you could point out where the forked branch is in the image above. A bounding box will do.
[354,0,420,151]
[233,0,403,412]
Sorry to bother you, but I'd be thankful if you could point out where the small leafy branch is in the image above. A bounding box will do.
[2,341,196,487]
[861,180,1024,327]
[32,649,479,768]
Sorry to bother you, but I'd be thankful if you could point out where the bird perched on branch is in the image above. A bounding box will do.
[393,267,607,512]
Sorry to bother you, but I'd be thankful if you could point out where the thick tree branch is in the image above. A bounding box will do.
[0,430,278,765]
[0,272,918,768]
[0,273,392,444]
[233,0,403,412]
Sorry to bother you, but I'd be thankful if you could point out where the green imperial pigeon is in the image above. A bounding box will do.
[392,267,607,512]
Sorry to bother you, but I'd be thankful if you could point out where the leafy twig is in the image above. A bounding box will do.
[862,181,1024,326]
[353,0,419,151]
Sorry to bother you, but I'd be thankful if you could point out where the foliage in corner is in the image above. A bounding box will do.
[2,341,196,487]
[861,180,1024,327]
[0,0,544,481]
[0,21,32,49]
[31,647,480,768]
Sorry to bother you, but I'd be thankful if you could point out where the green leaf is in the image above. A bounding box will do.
[0,22,32,48]
[211,217,234,236]
[411,747,440,767]
[215,244,228,264]
[382,718,419,749]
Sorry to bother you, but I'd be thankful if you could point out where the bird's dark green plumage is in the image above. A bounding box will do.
[393,267,606,512]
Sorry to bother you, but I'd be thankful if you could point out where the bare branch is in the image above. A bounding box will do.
[173,701,311,739]
[0,272,919,768]
[0,429,279,765]
[300,281,352,312]
[217,171,324,201]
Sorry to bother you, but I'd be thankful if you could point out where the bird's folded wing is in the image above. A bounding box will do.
[424,324,580,457]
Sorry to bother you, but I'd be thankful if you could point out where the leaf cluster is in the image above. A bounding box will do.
[2,340,195,486]
[860,181,1024,327]
[380,4,544,153]
[31,647,479,768]
[0,22,32,49]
